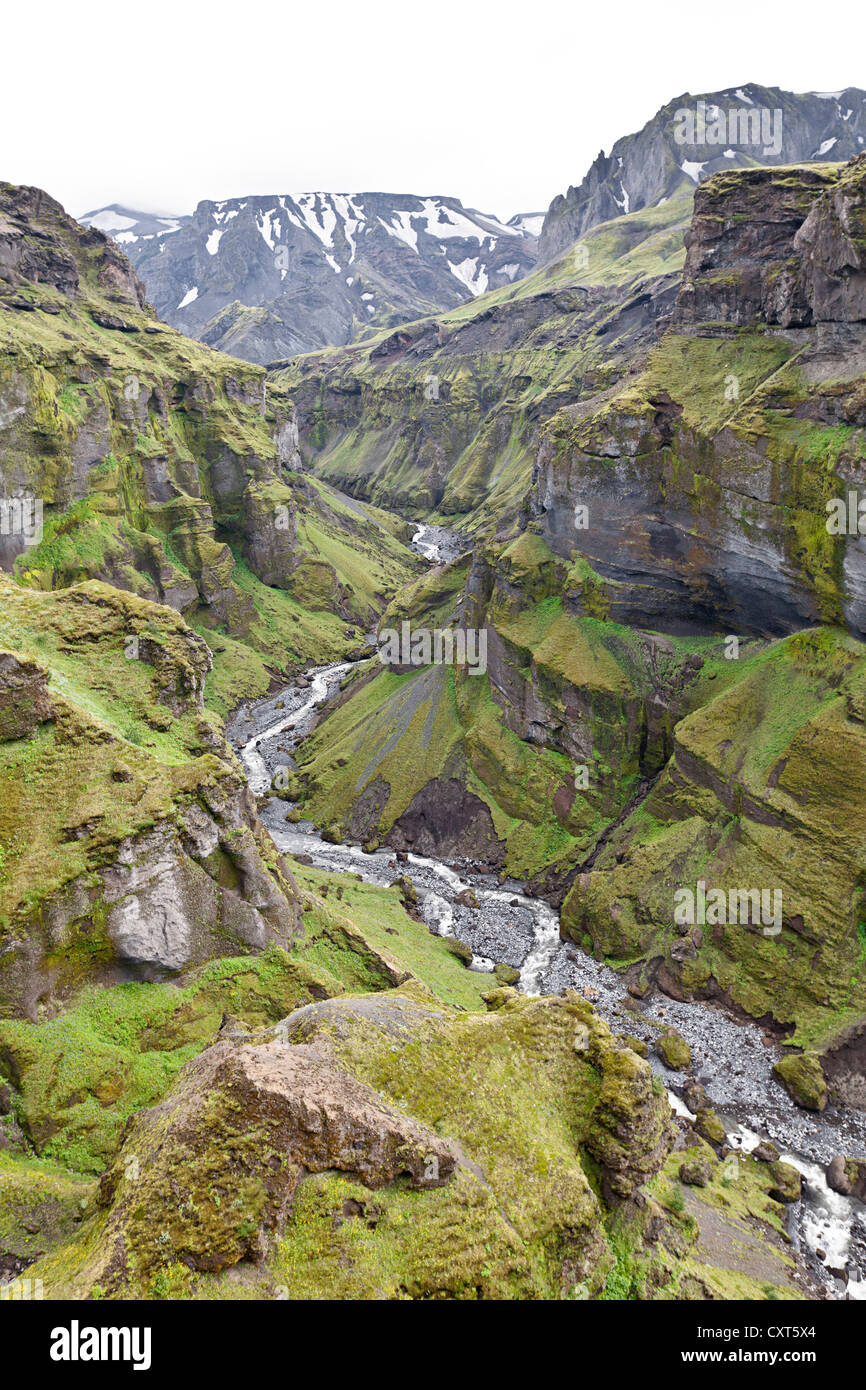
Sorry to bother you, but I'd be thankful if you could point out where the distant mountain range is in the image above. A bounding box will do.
[81,84,866,366]
[80,194,543,364]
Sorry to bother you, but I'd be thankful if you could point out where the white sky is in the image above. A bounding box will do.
[1,0,863,222]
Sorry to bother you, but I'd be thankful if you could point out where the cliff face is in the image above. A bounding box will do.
[533,155,866,642]
[0,576,303,1020]
[675,159,866,329]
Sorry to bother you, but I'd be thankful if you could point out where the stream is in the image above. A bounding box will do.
[226,526,866,1301]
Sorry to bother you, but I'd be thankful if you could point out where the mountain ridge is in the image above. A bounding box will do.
[80,192,542,365]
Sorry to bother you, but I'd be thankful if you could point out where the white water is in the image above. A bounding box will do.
[780,1152,866,1297]
[240,662,351,795]
[236,641,866,1297]
[411,524,442,562]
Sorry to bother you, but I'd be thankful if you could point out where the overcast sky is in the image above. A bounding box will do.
[2,0,863,221]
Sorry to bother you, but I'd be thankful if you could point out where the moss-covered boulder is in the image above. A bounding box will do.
[29,986,674,1299]
[694,1107,727,1148]
[773,1053,829,1112]
[768,1161,803,1204]
[826,1156,866,1201]
[656,1028,692,1072]
[679,1158,712,1187]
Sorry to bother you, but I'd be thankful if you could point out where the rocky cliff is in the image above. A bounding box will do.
[539,84,866,263]
[534,155,866,641]
[0,575,304,1021]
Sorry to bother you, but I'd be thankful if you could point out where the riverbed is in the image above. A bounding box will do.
[226,531,866,1300]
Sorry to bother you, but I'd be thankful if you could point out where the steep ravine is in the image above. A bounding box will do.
[227,534,866,1301]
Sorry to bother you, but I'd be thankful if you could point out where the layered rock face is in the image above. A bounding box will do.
[0,184,148,307]
[81,194,540,365]
[539,84,866,263]
[534,155,866,642]
[675,158,866,328]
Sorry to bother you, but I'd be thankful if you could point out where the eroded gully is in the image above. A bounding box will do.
[226,522,866,1300]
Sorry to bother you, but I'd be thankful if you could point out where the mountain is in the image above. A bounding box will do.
[539,83,866,261]
[80,193,541,365]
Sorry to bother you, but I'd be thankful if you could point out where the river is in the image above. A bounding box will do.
[226,527,866,1301]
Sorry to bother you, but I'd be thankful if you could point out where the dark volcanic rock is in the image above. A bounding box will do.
[0,652,53,740]
[387,778,507,867]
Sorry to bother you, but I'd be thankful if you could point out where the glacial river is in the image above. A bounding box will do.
[227,523,866,1300]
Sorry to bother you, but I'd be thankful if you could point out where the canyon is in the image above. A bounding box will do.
[3,87,866,1304]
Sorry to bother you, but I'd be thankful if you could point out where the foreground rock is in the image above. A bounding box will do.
[93,1033,459,1279]
[31,987,675,1298]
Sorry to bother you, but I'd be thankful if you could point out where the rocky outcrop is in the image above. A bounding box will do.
[0,653,53,741]
[773,1053,829,1112]
[561,627,866,1043]
[37,986,673,1298]
[826,1155,866,1200]
[534,155,866,642]
[675,157,866,328]
[0,183,148,308]
[92,1032,459,1282]
[0,577,303,1019]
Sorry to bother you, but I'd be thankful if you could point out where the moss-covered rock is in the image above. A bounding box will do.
[29,987,674,1298]
[773,1053,829,1112]
[768,1161,803,1204]
[656,1028,692,1072]
[679,1158,712,1187]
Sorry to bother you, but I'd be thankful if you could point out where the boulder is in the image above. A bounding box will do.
[826,1156,866,1201]
[0,652,53,741]
[768,1160,803,1204]
[773,1053,828,1112]
[679,1158,713,1187]
[95,1034,460,1281]
[656,1027,692,1072]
